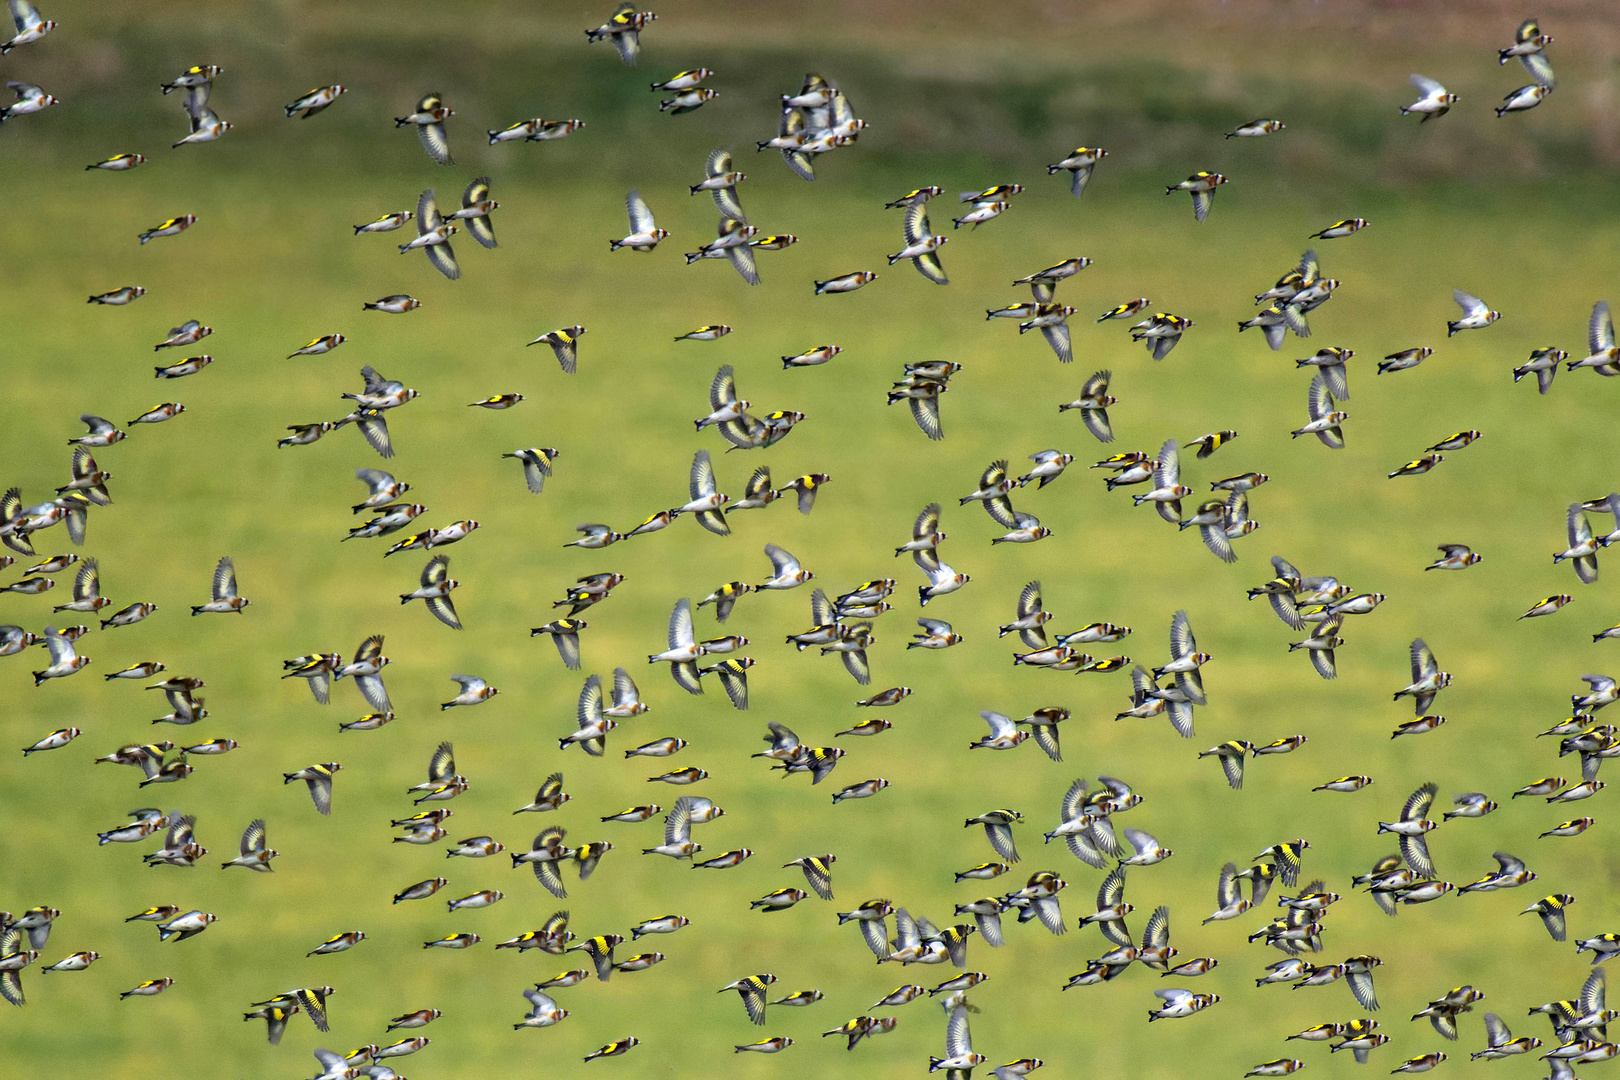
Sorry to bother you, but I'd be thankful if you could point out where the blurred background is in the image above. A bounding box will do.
[2,1,1619,1077]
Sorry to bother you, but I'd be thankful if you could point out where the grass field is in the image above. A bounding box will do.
[3,3,1620,1078]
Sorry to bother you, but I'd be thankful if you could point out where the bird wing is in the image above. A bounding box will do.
[422,554,449,588]
[1141,904,1170,949]
[690,449,717,500]
[424,592,460,630]
[1399,833,1434,879]
[799,857,835,900]
[1098,864,1127,907]
[983,494,1018,529]
[1582,966,1606,1015]
[1169,610,1196,659]
[1216,861,1240,907]
[981,822,1016,862]
[1016,580,1042,620]
[1411,638,1435,680]
[43,626,75,665]
[1153,438,1180,488]
[913,247,948,286]
[903,203,931,245]
[1081,404,1112,444]
[425,236,460,281]
[1493,851,1525,875]
[716,663,749,709]
[665,798,692,845]
[626,190,655,234]
[1521,51,1556,89]
[1307,372,1334,421]
[1059,778,1088,823]
[1570,503,1595,550]
[1410,73,1444,96]
[1453,289,1487,318]
[830,88,855,127]
[910,394,944,441]
[764,543,800,576]
[213,556,237,601]
[913,503,942,541]
[355,672,391,711]
[355,411,394,459]
[533,860,568,898]
[577,675,604,728]
[612,667,641,708]
[980,711,1015,738]
[72,558,99,601]
[1592,301,1615,353]
[945,1004,973,1058]
[704,146,733,179]
[417,120,453,165]
[297,989,330,1032]
[708,367,742,416]
[1483,1012,1509,1048]
[181,81,212,122]
[1403,782,1438,822]
[416,188,443,232]
[1190,189,1212,223]
[669,598,695,649]
[240,818,266,856]
[1041,322,1073,363]
[9,0,43,32]
[1346,969,1380,1012]
[428,741,456,781]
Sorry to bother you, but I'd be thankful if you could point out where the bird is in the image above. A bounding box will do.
[221,819,277,871]
[401,555,460,629]
[1401,74,1458,121]
[931,1003,988,1074]
[1448,289,1500,336]
[612,190,668,251]
[172,77,230,147]
[1059,371,1115,442]
[890,204,948,284]
[395,93,453,164]
[191,556,248,615]
[1395,639,1452,715]
[1200,741,1252,789]
[515,987,568,1030]
[1569,301,1618,375]
[721,974,777,1025]
[1293,372,1347,448]
[1166,172,1227,222]
[586,2,653,65]
[1377,782,1439,879]
[1048,147,1107,196]
[528,326,586,374]
[1426,544,1482,571]
[1,79,55,123]
[401,188,459,280]
[451,176,498,248]
[284,84,347,119]
[283,763,340,815]
[1309,218,1369,239]
[1521,894,1575,941]
[1472,1013,1542,1060]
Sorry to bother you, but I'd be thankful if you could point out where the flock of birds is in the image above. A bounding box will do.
[2,2,1619,1079]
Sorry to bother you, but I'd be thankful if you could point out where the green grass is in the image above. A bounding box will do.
[3,3,1620,1079]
